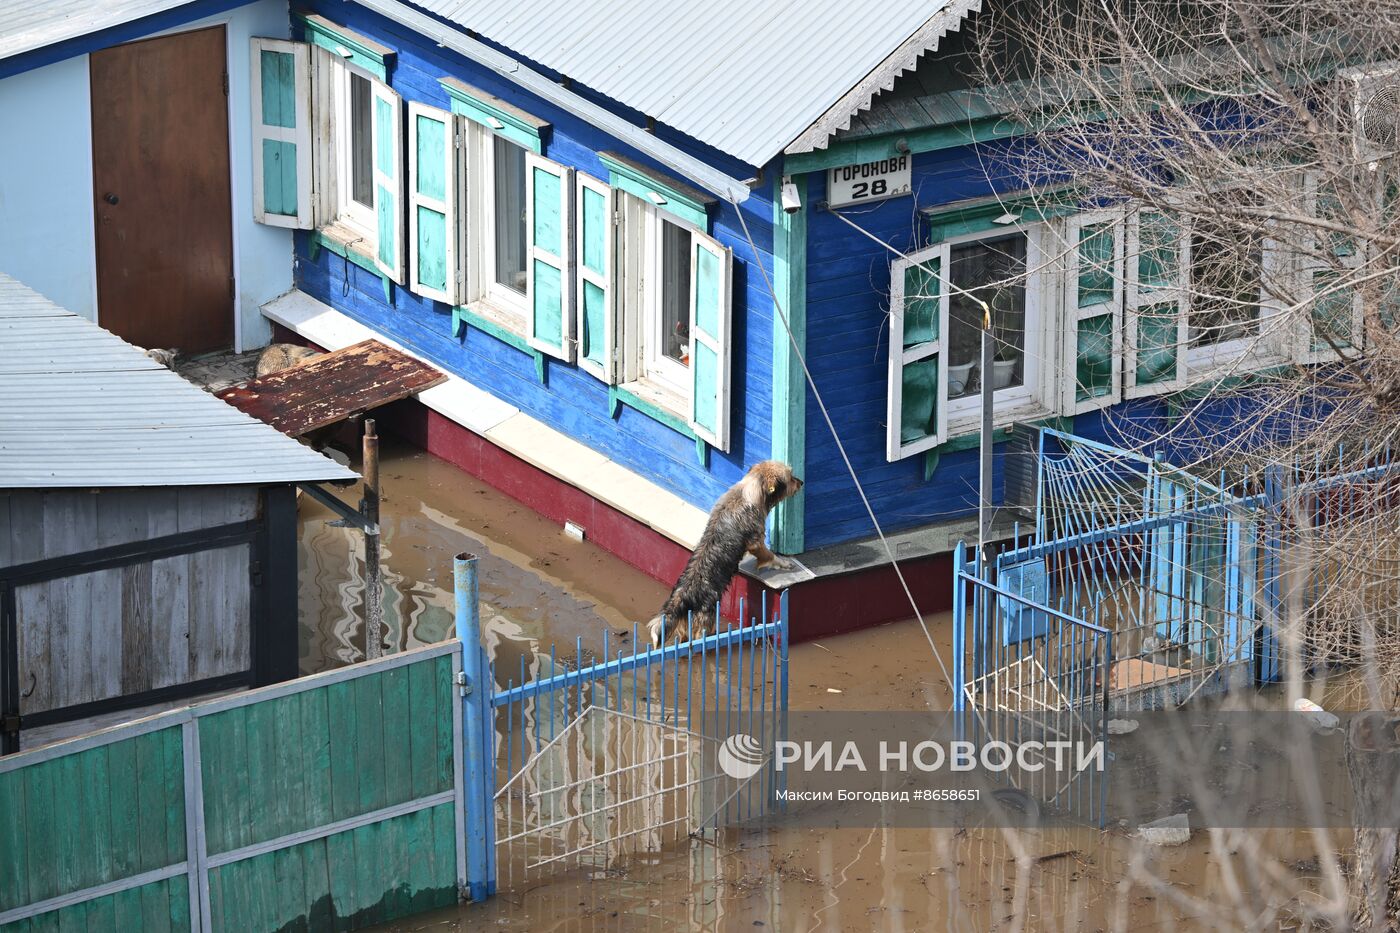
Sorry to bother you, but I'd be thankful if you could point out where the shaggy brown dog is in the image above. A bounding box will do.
[648,460,802,646]
[255,343,324,377]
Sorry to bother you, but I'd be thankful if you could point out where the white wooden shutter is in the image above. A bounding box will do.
[576,173,616,382]
[371,81,404,283]
[886,243,949,461]
[251,39,313,229]
[1064,211,1125,413]
[1125,210,1189,397]
[407,102,462,304]
[525,152,574,360]
[689,233,733,450]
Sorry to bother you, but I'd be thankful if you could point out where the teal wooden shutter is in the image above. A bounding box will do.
[1126,210,1189,397]
[1066,212,1124,413]
[407,102,461,304]
[886,244,948,461]
[576,173,616,382]
[689,233,733,450]
[371,80,404,283]
[525,152,574,361]
[250,38,313,229]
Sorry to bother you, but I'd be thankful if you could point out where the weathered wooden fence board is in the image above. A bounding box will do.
[0,642,463,933]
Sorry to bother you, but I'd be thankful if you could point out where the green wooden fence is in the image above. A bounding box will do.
[0,640,465,933]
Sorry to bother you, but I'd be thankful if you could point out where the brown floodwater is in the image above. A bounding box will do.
[301,443,1347,933]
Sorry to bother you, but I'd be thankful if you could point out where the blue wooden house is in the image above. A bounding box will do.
[0,0,1332,637]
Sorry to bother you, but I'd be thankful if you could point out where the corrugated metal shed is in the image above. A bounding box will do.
[413,0,981,165]
[0,0,201,62]
[0,274,359,488]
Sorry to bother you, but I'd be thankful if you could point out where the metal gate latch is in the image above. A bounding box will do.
[456,671,472,695]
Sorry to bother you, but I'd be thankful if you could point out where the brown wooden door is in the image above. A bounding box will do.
[92,25,233,355]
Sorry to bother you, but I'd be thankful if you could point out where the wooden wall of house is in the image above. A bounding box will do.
[293,0,777,515]
[0,486,259,719]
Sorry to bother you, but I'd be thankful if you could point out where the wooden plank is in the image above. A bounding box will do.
[78,746,113,892]
[120,562,155,695]
[353,673,386,816]
[106,739,140,881]
[87,568,124,705]
[159,727,186,871]
[15,579,51,715]
[151,554,191,691]
[406,656,437,801]
[215,339,446,437]
[300,837,331,933]
[379,666,411,809]
[299,689,333,832]
[326,681,358,824]
[0,769,28,913]
[324,831,355,932]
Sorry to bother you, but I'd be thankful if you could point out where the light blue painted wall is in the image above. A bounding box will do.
[0,0,292,349]
[0,55,97,320]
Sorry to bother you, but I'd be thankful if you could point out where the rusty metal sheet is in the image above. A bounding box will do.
[216,339,446,437]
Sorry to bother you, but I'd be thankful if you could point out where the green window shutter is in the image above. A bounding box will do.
[371,81,404,284]
[886,243,948,461]
[250,39,313,229]
[1125,210,1189,398]
[525,153,574,361]
[576,172,616,383]
[407,102,461,304]
[689,233,733,450]
[1066,212,1124,413]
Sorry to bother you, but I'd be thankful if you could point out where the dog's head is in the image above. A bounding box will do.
[749,460,802,511]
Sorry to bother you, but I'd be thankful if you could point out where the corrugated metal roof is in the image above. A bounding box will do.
[0,274,359,489]
[0,0,201,62]
[410,0,979,166]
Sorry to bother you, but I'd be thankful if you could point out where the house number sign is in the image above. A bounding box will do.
[827,154,912,208]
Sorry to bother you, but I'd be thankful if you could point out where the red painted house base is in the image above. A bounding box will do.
[272,322,955,642]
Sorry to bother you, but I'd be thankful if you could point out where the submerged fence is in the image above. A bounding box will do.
[954,427,1400,824]
[0,554,790,929]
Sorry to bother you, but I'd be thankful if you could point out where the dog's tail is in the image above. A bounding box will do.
[646,614,668,649]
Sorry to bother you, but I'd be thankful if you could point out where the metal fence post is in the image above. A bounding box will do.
[1257,467,1285,683]
[952,543,967,741]
[455,553,495,900]
[777,589,790,809]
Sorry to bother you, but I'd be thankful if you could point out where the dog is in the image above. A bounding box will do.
[648,460,802,646]
[255,343,324,377]
[143,348,179,369]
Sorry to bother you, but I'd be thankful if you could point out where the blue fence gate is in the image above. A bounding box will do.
[450,555,790,896]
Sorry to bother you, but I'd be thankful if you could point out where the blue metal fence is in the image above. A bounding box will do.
[451,553,790,896]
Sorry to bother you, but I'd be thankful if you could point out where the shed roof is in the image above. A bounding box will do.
[0,0,201,62]
[0,274,359,489]
[411,0,981,166]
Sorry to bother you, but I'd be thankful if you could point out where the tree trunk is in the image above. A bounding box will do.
[1347,713,1400,931]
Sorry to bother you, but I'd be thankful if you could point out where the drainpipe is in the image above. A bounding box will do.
[454,553,494,900]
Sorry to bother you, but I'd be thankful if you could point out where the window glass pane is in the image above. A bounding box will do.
[661,220,691,367]
[1310,271,1354,350]
[1138,214,1178,289]
[947,234,1027,400]
[1077,223,1115,306]
[900,358,939,444]
[493,136,527,295]
[1135,302,1180,385]
[1190,214,1262,346]
[903,261,939,347]
[350,73,373,209]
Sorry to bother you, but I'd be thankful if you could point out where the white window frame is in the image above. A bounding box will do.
[942,225,1051,430]
[1124,208,1190,398]
[1293,170,1366,364]
[575,172,616,383]
[886,243,948,460]
[641,207,696,395]
[1062,210,1125,414]
[474,129,531,325]
[332,59,379,239]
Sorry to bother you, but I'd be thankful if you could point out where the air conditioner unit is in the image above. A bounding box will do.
[1338,63,1400,168]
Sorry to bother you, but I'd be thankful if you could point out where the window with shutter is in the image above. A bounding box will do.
[407,102,462,304]
[576,173,616,382]
[1125,210,1189,397]
[525,153,574,361]
[1065,211,1125,413]
[886,244,948,461]
[689,234,732,449]
[251,39,313,229]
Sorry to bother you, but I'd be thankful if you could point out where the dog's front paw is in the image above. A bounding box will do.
[758,555,795,572]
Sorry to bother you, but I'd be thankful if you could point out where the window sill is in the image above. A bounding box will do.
[308,224,390,302]
[924,404,1070,482]
[449,299,546,382]
[611,380,708,466]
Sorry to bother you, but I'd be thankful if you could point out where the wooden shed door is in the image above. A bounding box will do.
[91,26,234,355]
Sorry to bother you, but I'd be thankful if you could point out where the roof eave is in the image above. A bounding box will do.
[781,0,984,159]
